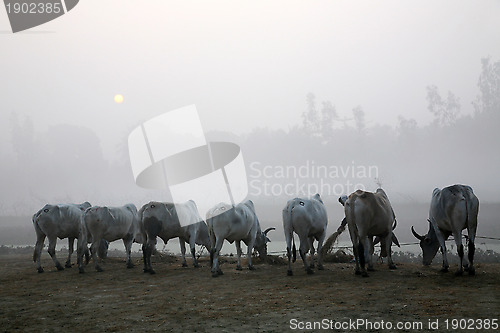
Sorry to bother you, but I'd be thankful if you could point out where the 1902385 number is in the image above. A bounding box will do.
[5,2,62,14]
[445,319,498,330]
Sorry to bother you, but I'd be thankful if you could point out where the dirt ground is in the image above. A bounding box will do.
[0,252,499,333]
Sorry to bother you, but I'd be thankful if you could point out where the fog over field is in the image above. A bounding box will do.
[1,1,500,222]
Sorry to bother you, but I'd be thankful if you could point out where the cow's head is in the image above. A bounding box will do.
[411,221,440,265]
[254,227,276,258]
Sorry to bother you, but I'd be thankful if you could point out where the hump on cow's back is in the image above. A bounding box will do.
[446,184,464,195]
[353,189,367,198]
[312,193,323,204]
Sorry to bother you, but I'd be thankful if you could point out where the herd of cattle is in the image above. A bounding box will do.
[31,184,479,277]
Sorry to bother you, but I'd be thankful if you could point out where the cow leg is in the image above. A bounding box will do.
[65,237,75,268]
[308,237,315,269]
[123,234,134,269]
[90,241,103,272]
[467,227,476,276]
[180,240,188,267]
[429,219,449,272]
[467,238,475,276]
[299,236,313,274]
[247,238,256,270]
[361,236,371,276]
[142,242,150,273]
[143,237,156,274]
[285,232,294,276]
[47,236,64,271]
[189,236,199,268]
[235,241,243,270]
[316,232,326,271]
[367,237,375,271]
[77,238,88,273]
[385,234,397,270]
[451,231,464,276]
[211,237,224,277]
[33,232,46,273]
[352,243,361,275]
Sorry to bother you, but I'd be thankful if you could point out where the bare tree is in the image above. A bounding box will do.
[352,105,365,132]
[320,100,337,139]
[302,93,321,135]
[426,85,460,127]
[473,57,500,116]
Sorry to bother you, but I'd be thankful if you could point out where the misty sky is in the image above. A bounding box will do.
[1,1,500,159]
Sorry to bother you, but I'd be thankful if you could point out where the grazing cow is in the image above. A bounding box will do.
[139,200,210,274]
[338,195,400,259]
[411,184,479,275]
[33,202,91,273]
[78,204,138,273]
[343,188,397,277]
[207,200,274,277]
[283,194,328,276]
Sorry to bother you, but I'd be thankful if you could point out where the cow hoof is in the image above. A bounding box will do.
[193,263,200,268]
[248,265,256,271]
[65,263,72,268]
[355,270,361,275]
[389,264,397,270]
[361,272,369,278]
[468,267,475,276]
[56,265,64,271]
[317,265,324,271]
[236,266,242,271]
[149,269,156,275]
[126,263,134,269]
[218,270,224,275]
[455,269,464,276]
[143,268,149,273]
[96,267,103,272]
[287,270,293,276]
[37,267,44,273]
[212,272,219,278]
[182,263,188,268]
[440,267,449,273]
[306,268,314,275]
[79,268,85,274]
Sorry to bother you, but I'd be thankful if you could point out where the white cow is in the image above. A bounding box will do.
[344,188,397,277]
[207,200,275,277]
[33,202,91,273]
[78,204,138,273]
[283,194,328,276]
[412,184,479,275]
[139,200,210,274]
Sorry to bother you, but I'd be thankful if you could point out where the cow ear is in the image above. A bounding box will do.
[266,237,271,243]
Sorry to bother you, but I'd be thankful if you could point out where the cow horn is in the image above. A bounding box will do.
[263,227,276,235]
[411,226,425,241]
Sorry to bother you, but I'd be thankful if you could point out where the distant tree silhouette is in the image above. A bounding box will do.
[426,85,460,127]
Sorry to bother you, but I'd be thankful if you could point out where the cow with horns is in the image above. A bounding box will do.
[412,184,479,275]
[207,200,275,277]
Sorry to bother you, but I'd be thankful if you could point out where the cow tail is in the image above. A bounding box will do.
[463,188,471,246]
[350,193,365,265]
[288,201,298,263]
[350,193,357,239]
[208,219,216,266]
